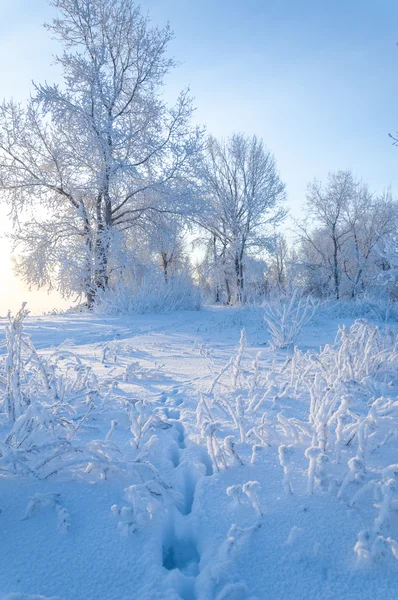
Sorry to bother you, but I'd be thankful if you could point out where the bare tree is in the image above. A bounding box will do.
[297,171,398,299]
[0,0,202,306]
[297,171,355,299]
[144,213,186,282]
[198,133,286,303]
[266,231,289,294]
[341,189,397,298]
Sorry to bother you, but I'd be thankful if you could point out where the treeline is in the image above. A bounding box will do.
[0,0,396,310]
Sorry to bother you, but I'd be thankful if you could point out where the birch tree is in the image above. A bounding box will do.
[0,0,202,306]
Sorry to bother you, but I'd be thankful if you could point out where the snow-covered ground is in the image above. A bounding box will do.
[0,307,397,600]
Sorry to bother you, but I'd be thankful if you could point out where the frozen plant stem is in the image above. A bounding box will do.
[278,445,294,495]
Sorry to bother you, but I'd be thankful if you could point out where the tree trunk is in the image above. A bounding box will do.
[235,247,245,303]
[81,202,95,309]
[161,252,169,283]
[94,242,109,292]
[235,253,244,304]
[332,229,340,300]
[225,278,232,305]
[213,236,220,302]
[93,191,112,300]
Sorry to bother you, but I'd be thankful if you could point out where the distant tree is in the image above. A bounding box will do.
[197,231,234,304]
[198,134,286,303]
[266,231,289,294]
[340,189,397,298]
[297,171,398,299]
[372,233,398,300]
[0,0,202,306]
[144,213,186,283]
[298,171,354,300]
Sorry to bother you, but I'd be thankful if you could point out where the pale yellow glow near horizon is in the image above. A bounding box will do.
[0,209,70,317]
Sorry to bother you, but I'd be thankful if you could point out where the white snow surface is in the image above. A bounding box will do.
[0,306,397,600]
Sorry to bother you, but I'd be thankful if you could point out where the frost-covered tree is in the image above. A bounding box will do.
[0,0,202,306]
[297,171,355,300]
[265,231,290,294]
[375,235,398,299]
[197,134,286,303]
[340,189,397,298]
[143,213,187,283]
[297,171,398,299]
[198,233,234,304]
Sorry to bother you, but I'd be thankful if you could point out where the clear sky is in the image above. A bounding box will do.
[0,0,398,314]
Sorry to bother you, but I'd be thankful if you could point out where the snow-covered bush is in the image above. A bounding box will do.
[316,296,398,323]
[352,465,398,564]
[111,479,179,535]
[226,481,262,517]
[0,306,177,486]
[2,300,397,587]
[93,272,201,314]
[1,304,30,421]
[206,315,398,565]
[263,291,318,349]
[292,320,398,392]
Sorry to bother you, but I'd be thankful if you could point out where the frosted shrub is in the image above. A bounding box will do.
[1,304,30,421]
[102,342,118,364]
[208,328,253,396]
[250,372,288,413]
[199,332,258,448]
[242,481,263,517]
[373,478,396,535]
[112,479,180,535]
[226,484,246,507]
[263,291,318,349]
[223,436,243,466]
[207,358,234,395]
[94,273,201,315]
[199,306,398,568]
[353,466,398,564]
[317,297,398,323]
[332,320,398,384]
[285,321,398,462]
[291,320,398,390]
[126,400,156,449]
[232,329,246,389]
[207,393,249,444]
[226,482,262,517]
[196,393,216,429]
[0,305,99,415]
[304,446,321,494]
[111,483,158,535]
[0,307,171,481]
[337,457,365,500]
[202,421,228,471]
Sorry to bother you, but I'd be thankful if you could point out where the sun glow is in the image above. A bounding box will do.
[0,209,69,316]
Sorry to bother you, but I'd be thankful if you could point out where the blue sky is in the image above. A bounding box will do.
[1,0,398,207]
[0,0,398,312]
